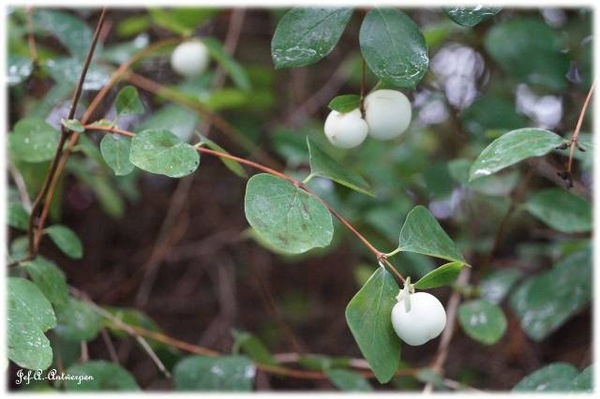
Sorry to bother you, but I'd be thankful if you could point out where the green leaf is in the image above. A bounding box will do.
[306,137,373,196]
[398,206,465,263]
[572,365,593,392]
[345,267,400,383]
[524,188,592,233]
[271,8,353,69]
[328,94,361,113]
[460,95,527,137]
[149,8,217,36]
[458,299,507,345]
[23,257,69,308]
[479,268,522,304]
[55,297,101,342]
[61,118,85,133]
[65,361,139,391]
[199,135,248,178]
[45,224,83,259]
[414,261,464,290]
[202,38,251,91]
[7,277,56,370]
[45,57,112,90]
[100,134,135,176]
[510,247,591,341]
[360,8,428,89]
[129,129,200,178]
[485,17,570,90]
[173,355,255,391]
[231,330,276,366]
[115,85,145,117]
[469,128,564,181]
[136,104,198,143]
[244,173,333,254]
[326,368,373,391]
[443,6,500,27]
[513,362,579,392]
[9,118,60,163]
[101,33,149,64]
[33,9,94,58]
[8,202,29,230]
[7,55,33,86]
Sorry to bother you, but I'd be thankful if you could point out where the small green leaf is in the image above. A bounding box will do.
[8,202,29,230]
[244,173,333,254]
[469,128,564,181]
[9,118,60,163]
[115,85,145,117]
[130,129,200,178]
[326,368,373,391]
[360,8,428,89]
[55,297,101,342]
[572,365,593,392]
[61,118,85,133]
[345,267,400,383]
[443,6,500,27]
[231,330,276,366]
[7,55,33,86]
[65,361,139,391]
[513,362,579,392]
[307,137,373,196]
[173,355,255,391]
[479,268,522,304]
[45,225,83,259]
[8,277,56,370]
[23,257,69,308]
[398,206,465,263]
[100,134,135,176]
[458,299,507,345]
[202,38,251,91]
[271,8,353,69]
[199,135,248,178]
[414,261,464,290]
[328,94,361,113]
[524,188,592,233]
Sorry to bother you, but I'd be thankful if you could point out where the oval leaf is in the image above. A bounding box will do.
[345,267,400,383]
[115,85,145,117]
[100,134,135,176]
[9,118,60,163]
[232,330,276,366]
[23,257,69,308]
[65,361,139,391]
[61,118,85,133]
[199,135,248,178]
[458,299,507,345]
[244,173,333,254]
[271,8,353,69]
[45,225,83,259]
[33,9,94,58]
[55,297,101,342]
[398,206,465,263]
[513,362,579,392]
[130,129,200,178]
[443,6,500,27]
[326,368,373,391]
[414,261,464,290]
[173,355,255,391]
[8,202,30,230]
[469,128,564,181]
[479,268,522,304]
[360,8,428,88]
[524,188,592,233]
[328,94,361,113]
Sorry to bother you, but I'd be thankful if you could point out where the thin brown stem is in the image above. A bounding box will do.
[25,7,39,63]
[359,58,366,117]
[567,78,596,176]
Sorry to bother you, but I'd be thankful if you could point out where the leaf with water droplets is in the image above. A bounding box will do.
[513,362,579,392]
[7,55,33,86]
[54,297,101,342]
[33,9,94,58]
[458,299,507,345]
[23,257,69,308]
[469,128,564,181]
[444,6,501,27]
[100,134,135,176]
[360,8,429,89]
[9,118,60,163]
[115,85,145,117]
[173,355,255,391]
[271,8,353,69]
[524,188,592,233]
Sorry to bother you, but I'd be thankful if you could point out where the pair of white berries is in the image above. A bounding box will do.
[391,280,447,346]
[324,90,412,149]
[170,40,211,78]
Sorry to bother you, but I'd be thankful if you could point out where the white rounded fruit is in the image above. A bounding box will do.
[391,291,447,346]
[170,40,210,78]
[324,108,368,149]
[364,89,412,140]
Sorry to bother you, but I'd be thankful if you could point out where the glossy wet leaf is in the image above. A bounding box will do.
[479,268,522,304]
[271,8,353,69]
[7,55,33,86]
[448,158,520,197]
[513,362,578,392]
[55,297,101,342]
[100,134,135,176]
[45,57,112,91]
[510,247,591,341]
[173,355,255,391]
[398,206,465,263]
[572,365,593,392]
[23,257,69,308]
[8,202,29,230]
[326,368,373,391]
[9,118,60,163]
[328,94,361,113]
[485,17,570,90]
[200,135,248,178]
[458,299,507,345]
[115,85,144,117]
[414,261,464,290]
[231,330,276,366]
[469,128,564,181]
[360,8,428,88]
[65,361,139,391]
[524,188,592,233]
[130,129,200,178]
[33,9,94,57]
[444,6,501,27]
[61,118,85,133]
[345,267,400,383]
[203,38,251,91]
[307,137,373,196]
[244,173,333,254]
[7,277,56,370]
[45,225,83,259]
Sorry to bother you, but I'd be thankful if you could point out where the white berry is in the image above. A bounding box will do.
[170,40,210,78]
[324,108,368,149]
[391,291,446,346]
[364,89,412,140]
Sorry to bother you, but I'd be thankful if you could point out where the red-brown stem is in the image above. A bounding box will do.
[567,78,596,174]
[25,7,38,62]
